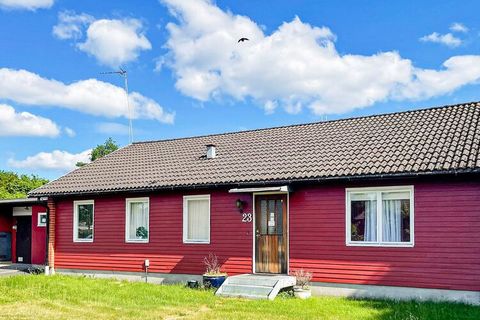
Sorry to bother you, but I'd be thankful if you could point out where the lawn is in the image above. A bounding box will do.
[0,275,478,320]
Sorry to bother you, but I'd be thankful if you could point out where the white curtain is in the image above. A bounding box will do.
[364,200,377,241]
[382,200,402,242]
[187,199,209,241]
[128,202,148,240]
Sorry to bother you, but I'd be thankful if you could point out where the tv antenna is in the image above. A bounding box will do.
[100,67,133,144]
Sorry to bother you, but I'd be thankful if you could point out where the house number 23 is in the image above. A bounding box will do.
[242,213,252,223]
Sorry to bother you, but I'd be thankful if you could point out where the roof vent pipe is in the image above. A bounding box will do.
[206,144,216,159]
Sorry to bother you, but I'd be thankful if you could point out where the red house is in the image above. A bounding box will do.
[30,102,480,303]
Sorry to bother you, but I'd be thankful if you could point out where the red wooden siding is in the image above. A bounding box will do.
[0,213,12,233]
[31,205,47,265]
[54,191,252,275]
[53,179,480,291]
[0,213,12,261]
[289,180,480,291]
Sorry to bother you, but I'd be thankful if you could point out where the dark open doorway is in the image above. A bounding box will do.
[16,216,32,264]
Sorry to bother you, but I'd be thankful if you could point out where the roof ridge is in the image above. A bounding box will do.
[133,101,480,145]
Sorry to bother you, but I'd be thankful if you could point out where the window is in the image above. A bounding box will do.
[38,212,47,227]
[183,195,210,244]
[74,200,94,242]
[346,186,413,247]
[126,198,149,243]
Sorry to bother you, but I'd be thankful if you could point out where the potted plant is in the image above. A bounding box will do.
[136,226,148,240]
[293,269,312,299]
[202,253,227,288]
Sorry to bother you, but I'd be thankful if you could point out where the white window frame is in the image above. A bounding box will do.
[183,195,211,244]
[73,200,94,243]
[346,186,414,247]
[37,212,47,227]
[125,197,150,243]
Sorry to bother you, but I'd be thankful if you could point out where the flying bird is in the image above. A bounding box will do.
[238,37,249,43]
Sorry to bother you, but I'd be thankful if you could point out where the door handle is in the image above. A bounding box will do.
[255,230,261,238]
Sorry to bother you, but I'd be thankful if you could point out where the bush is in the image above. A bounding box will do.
[293,269,312,289]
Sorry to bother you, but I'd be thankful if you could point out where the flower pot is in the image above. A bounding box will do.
[294,287,312,299]
[186,280,199,289]
[202,274,227,288]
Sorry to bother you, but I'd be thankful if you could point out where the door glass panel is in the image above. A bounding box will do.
[260,200,267,234]
[258,197,285,236]
[268,200,276,234]
[276,200,283,235]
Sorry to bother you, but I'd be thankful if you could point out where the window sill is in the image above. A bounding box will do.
[183,240,210,244]
[126,239,149,244]
[73,239,93,243]
[346,242,414,248]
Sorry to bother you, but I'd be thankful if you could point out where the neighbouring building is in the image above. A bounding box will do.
[0,199,47,265]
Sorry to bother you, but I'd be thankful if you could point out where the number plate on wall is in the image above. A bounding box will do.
[242,213,252,222]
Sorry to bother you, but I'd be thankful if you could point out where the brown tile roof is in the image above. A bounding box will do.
[30,102,480,196]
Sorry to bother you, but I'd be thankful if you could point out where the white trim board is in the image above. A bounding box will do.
[345,185,414,248]
[252,192,290,275]
[37,212,47,227]
[125,197,150,243]
[183,194,211,244]
[73,200,94,243]
[12,206,32,216]
[229,186,290,193]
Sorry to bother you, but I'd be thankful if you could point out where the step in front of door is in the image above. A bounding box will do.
[218,284,274,298]
[227,276,279,287]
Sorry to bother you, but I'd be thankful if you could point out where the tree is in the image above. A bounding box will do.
[76,138,119,167]
[0,171,49,199]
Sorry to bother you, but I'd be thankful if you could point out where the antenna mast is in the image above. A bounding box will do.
[100,68,133,144]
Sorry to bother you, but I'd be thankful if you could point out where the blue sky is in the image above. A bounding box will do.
[1,0,480,180]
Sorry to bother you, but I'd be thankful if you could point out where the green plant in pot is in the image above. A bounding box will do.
[293,269,312,299]
[202,253,227,289]
[136,226,148,240]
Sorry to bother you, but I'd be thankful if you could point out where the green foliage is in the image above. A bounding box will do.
[136,226,148,239]
[0,171,48,199]
[75,161,88,167]
[90,137,119,162]
[76,137,120,167]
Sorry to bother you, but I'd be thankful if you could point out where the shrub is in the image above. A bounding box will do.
[203,253,225,275]
[293,269,312,289]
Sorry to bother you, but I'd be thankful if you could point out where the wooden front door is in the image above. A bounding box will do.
[255,194,288,274]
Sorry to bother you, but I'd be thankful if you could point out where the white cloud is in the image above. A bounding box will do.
[64,127,76,137]
[0,68,174,123]
[450,22,469,33]
[0,0,53,11]
[395,55,480,100]
[52,11,93,40]
[420,32,462,48]
[96,122,130,135]
[0,104,60,137]
[53,12,152,67]
[160,0,480,115]
[78,18,152,67]
[8,149,91,171]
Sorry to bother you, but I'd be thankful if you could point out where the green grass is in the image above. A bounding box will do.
[0,275,478,320]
